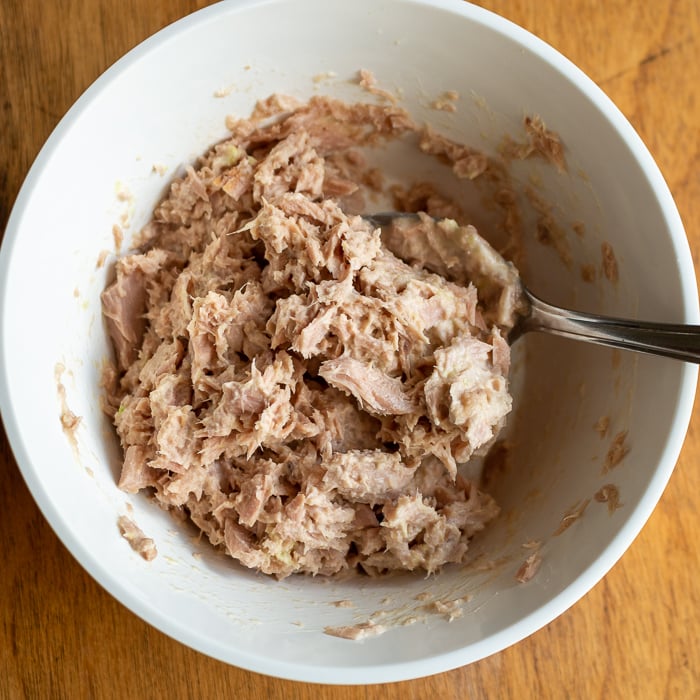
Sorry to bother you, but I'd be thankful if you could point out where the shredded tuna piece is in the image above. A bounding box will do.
[101,250,170,369]
[117,515,158,561]
[102,94,518,579]
[118,445,159,493]
[525,187,572,269]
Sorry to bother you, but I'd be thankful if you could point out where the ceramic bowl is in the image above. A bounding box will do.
[1,0,697,684]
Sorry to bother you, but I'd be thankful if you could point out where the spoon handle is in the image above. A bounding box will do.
[522,290,700,363]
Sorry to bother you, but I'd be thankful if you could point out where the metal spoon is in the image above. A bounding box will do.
[365,212,700,363]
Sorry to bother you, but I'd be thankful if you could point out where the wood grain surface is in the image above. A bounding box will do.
[1,1,699,698]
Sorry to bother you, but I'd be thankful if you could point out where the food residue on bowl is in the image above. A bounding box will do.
[601,241,619,283]
[603,430,630,473]
[580,263,596,283]
[55,363,81,454]
[115,181,135,229]
[324,620,387,640]
[572,221,586,238]
[500,115,566,173]
[594,415,610,438]
[594,483,622,514]
[357,68,398,104]
[95,250,110,270]
[430,90,460,113]
[515,550,542,583]
[553,498,590,536]
[427,596,469,621]
[113,224,124,251]
[312,71,337,84]
[214,85,235,98]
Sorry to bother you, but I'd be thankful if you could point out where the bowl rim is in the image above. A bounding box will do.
[1,0,697,685]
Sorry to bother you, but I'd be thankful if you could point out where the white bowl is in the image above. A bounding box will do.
[1,0,697,685]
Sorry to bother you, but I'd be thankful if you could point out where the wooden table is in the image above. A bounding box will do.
[1,1,699,697]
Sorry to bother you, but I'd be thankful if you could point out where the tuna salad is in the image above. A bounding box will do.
[101,94,521,578]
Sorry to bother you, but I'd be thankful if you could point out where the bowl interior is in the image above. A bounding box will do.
[1,0,696,684]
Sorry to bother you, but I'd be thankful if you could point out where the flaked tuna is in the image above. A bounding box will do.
[102,94,517,578]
